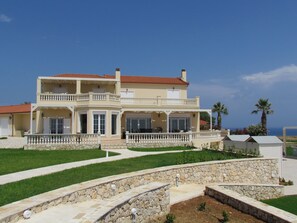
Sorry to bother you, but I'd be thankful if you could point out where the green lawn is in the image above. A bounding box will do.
[0,150,248,206]
[262,195,297,215]
[129,146,193,152]
[286,147,294,156]
[0,149,118,175]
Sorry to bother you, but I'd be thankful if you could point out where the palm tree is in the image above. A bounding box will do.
[252,98,273,135]
[212,102,228,130]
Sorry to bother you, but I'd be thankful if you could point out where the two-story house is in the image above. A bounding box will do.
[31,68,204,138]
[0,68,218,149]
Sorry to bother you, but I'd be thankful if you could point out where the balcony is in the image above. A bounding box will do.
[38,93,120,106]
[121,97,199,109]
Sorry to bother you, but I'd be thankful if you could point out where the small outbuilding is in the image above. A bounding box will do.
[223,135,283,176]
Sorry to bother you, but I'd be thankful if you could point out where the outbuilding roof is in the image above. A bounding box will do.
[0,104,31,114]
[247,136,283,144]
[52,74,188,85]
[223,135,250,142]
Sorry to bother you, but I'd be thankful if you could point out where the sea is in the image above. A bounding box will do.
[229,127,297,136]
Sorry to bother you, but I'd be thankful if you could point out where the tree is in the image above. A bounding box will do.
[251,98,273,135]
[247,124,266,136]
[212,102,228,130]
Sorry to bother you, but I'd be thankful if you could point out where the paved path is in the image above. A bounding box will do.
[0,149,189,185]
[17,184,205,223]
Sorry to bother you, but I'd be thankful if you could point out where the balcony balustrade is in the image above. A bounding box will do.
[26,133,100,145]
[38,93,198,108]
[39,93,120,103]
[126,130,221,144]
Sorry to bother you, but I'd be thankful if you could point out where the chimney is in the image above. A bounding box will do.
[115,68,121,80]
[181,69,187,82]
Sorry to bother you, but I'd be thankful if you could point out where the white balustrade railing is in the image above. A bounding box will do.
[121,97,198,106]
[125,131,221,144]
[39,94,77,101]
[39,93,120,103]
[26,134,100,145]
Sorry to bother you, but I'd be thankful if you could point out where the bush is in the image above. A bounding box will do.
[197,202,206,211]
[164,213,175,223]
[222,210,229,222]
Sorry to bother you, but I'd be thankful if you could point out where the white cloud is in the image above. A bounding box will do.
[242,64,297,86]
[0,14,12,22]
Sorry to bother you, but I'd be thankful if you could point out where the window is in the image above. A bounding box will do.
[50,118,64,134]
[126,117,151,132]
[93,113,106,135]
[111,113,118,135]
[169,117,190,132]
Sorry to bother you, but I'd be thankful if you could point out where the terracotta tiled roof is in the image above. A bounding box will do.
[121,76,188,85]
[0,104,31,114]
[53,74,113,79]
[52,74,188,85]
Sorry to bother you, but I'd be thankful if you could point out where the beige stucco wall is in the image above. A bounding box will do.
[41,82,76,94]
[121,83,188,99]
[13,114,31,136]
[81,83,116,94]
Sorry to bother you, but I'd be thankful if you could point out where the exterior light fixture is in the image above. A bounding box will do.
[111,184,116,195]
[176,174,180,187]
[23,210,32,219]
[131,208,137,223]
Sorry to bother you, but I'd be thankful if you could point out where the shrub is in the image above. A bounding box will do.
[222,210,229,222]
[164,213,175,223]
[197,202,206,211]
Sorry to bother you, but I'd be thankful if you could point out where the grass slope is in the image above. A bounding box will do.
[263,195,297,215]
[0,150,247,206]
[0,149,118,175]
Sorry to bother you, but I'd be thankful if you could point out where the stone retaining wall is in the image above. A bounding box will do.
[0,158,279,223]
[221,184,284,200]
[127,142,190,148]
[24,144,100,150]
[205,185,297,223]
[96,182,170,223]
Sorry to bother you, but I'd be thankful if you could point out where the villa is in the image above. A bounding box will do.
[0,69,221,149]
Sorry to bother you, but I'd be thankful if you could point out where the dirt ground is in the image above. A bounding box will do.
[169,196,264,223]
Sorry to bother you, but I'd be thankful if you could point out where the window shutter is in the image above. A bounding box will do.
[43,118,50,134]
[64,118,71,134]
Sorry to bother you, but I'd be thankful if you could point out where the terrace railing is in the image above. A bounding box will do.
[125,130,221,144]
[121,97,199,107]
[26,134,100,145]
[39,93,120,103]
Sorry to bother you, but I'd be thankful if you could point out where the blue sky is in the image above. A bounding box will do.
[1,0,297,128]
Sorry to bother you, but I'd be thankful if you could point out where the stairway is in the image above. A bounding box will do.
[100,139,127,150]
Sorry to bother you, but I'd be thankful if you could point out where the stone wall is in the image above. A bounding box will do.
[24,144,100,150]
[96,183,170,223]
[127,142,190,148]
[0,158,279,223]
[221,184,284,200]
[205,185,297,223]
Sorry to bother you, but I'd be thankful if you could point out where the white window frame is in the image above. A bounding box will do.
[111,111,120,135]
[78,111,87,133]
[92,111,106,135]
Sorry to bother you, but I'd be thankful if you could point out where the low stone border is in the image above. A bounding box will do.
[24,144,100,150]
[96,182,170,223]
[205,185,297,223]
[220,183,284,200]
[0,158,279,223]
